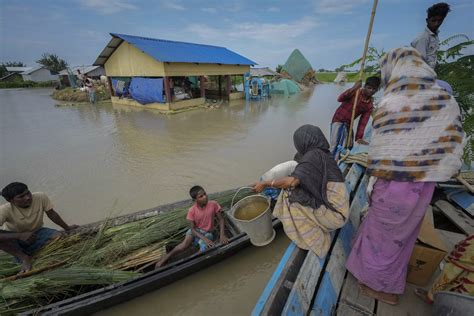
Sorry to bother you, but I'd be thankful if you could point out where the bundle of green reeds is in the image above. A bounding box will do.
[0,266,137,314]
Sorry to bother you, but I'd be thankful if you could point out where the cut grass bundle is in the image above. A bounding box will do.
[0,266,137,314]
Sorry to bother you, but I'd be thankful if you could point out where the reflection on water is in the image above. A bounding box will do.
[0,84,348,314]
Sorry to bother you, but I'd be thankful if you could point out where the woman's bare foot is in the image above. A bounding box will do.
[414,288,433,305]
[359,283,399,305]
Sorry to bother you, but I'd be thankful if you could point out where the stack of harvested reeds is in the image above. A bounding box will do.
[0,189,251,314]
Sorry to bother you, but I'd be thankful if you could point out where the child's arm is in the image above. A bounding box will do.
[216,212,228,244]
[355,108,372,144]
[337,80,362,102]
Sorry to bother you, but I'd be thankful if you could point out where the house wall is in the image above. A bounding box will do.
[105,42,165,76]
[22,68,58,82]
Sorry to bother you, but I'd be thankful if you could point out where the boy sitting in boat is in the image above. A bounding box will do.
[155,185,228,268]
[329,76,380,159]
[0,182,78,272]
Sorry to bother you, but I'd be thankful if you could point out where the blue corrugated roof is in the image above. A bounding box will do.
[110,33,257,65]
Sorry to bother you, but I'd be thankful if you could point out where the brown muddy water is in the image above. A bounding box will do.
[233,198,269,221]
[0,85,349,315]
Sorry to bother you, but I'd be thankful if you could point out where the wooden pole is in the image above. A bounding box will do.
[164,77,171,103]
[346,0,378,148]
[226,75,232,100]
[218,76,222,97]
[107,76,115,97]
[200,76,205,98]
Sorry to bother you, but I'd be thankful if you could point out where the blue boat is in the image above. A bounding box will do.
[252,144,473,316]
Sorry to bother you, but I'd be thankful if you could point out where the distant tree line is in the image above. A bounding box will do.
[1,53,68,78]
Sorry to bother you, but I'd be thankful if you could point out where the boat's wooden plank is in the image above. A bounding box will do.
[310,234,346,316]
[435,200,474,235]
[436,229,466,250]
[376,282,432,316]
[310,175,370,316]
[251,242,306,316]
[345,163,365,194]
[443,187,474,216]
[282,250,327,315]
[348,174,369,230]
[336,273,375,316]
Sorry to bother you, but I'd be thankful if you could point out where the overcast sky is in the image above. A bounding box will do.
[1,0,473,70]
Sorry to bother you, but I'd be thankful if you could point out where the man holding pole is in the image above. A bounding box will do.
[329,77,380,160]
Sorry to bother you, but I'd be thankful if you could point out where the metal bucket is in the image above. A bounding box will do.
[230,187,276,246]
[433,291,474,316]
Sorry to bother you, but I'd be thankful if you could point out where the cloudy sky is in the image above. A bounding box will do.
[1,0,473,70]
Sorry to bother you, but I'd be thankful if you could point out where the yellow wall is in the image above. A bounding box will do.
[105,42,165,76]
[105,41,250,77]
[164,63,249,76]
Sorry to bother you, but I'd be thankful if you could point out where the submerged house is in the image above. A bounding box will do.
[94,33,257,111]
[1,66,58,83]
[58,65,105,87]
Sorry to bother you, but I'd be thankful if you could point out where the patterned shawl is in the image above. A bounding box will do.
[367,47,465,182]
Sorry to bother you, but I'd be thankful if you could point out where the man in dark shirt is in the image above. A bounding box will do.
[330,76,381,159]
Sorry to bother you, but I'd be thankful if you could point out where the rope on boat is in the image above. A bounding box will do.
[346,0,379,148]
[339,151,368,168]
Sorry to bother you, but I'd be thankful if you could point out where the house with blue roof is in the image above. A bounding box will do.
[94,33,257,111]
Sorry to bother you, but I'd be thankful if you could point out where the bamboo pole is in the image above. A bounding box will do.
[346,0,378,148]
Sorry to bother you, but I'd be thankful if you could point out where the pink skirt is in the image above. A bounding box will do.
[346,179,435,294]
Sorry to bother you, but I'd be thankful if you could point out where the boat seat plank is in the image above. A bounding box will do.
[435,200,474,235]
[436,229,466,250]
[441,187,474,216]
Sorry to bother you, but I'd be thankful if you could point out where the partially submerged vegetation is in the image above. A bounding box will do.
[52,85,111,102]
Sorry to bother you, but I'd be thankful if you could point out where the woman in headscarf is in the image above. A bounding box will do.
[346,47,465,305]
[252,124,349,257]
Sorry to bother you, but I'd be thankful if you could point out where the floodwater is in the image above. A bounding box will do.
[0,84,348,315]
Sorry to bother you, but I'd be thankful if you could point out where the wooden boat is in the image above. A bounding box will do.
[253,148,473,316]
[16,188,280,315]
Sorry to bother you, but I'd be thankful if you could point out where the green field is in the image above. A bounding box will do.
[315,72,376,83]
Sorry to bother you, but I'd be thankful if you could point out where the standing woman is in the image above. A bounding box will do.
[346,47,465,305]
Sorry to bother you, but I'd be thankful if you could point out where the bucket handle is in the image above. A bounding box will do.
[231,187,255,210]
